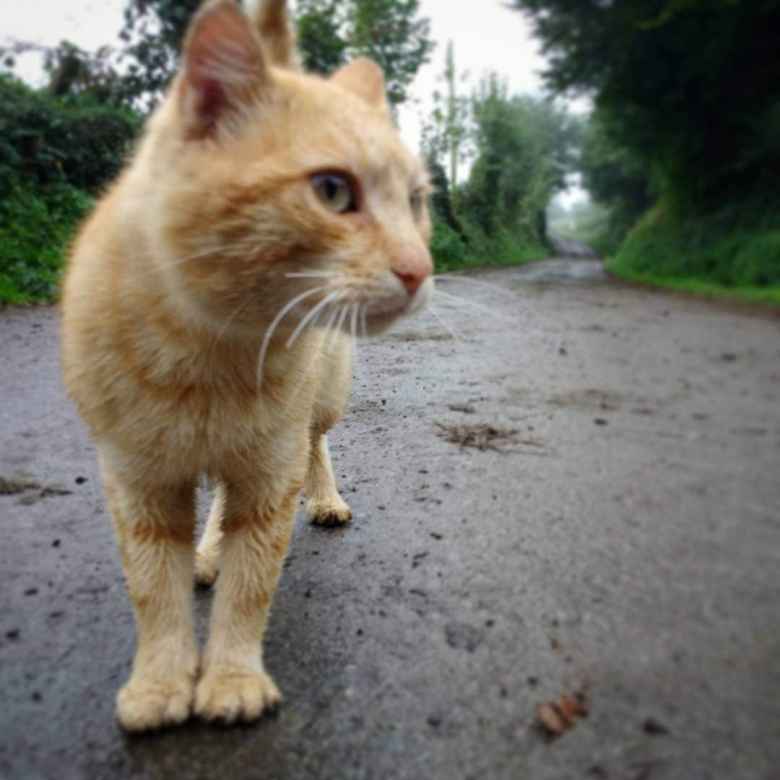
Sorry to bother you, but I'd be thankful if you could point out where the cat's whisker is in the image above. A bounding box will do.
[257,285,330,384]
[327,306,350,349]
[319,304,341,345]
[349,303,360,343]
[286,290,342,350]
[434,289,516,323]
[435,274,518,300]
[360,305,369,340]
[427,305,462,342]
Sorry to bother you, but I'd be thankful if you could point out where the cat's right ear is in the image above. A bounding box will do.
[179,0,270,140]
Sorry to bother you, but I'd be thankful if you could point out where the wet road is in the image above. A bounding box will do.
[2,259,779,780]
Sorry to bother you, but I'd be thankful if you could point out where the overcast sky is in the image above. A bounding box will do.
[3,0,587,204]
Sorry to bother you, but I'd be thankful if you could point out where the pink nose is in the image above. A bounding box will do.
[392,248,432,296]
[394,270,427,296]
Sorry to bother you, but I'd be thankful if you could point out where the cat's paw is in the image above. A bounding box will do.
[194,550,220,587]
[116,674,196,732]
[194,666,282,724]
[306,496,352,527]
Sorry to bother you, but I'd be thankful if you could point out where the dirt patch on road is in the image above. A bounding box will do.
[0,474,73,504]
[546,388,624,412]
[436,423,545,453]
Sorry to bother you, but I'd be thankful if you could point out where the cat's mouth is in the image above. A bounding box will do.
[361,280,432,334]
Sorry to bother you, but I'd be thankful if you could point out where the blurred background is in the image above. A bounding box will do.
[1,0,777,304]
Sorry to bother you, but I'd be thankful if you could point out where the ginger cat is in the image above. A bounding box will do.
[61,0,432,732]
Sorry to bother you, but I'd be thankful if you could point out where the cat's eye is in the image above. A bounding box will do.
[311,173,358,214]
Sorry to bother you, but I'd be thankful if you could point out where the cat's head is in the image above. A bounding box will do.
[147,0,433,339]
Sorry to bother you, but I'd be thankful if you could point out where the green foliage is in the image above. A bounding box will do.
[460,75,576,247]
[117,0,432,107]
[513,0,780,291]
[430,220,468,272]
[348,0,434,106]
[296,0,348,73]
[512,0,780,210]
[0,74,140,195]
[119,0,202,106]
[609,200,780,298]
[0,75,135,303]
[430,217,546,273]
[421,41,470,194]
[0,182,92,303]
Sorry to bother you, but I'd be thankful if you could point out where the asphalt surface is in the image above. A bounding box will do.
[2,259,779,780]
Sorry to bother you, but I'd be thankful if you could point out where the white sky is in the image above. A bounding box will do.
[2,0,588,205]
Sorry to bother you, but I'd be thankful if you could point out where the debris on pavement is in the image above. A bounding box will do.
[436,423,544,453]
[536,690,590,739]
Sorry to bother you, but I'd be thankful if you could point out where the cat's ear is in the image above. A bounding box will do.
[249,0,301,71]
[179,0,270,139]
[331,58,391,117]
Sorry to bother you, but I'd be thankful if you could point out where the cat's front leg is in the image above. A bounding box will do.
[100,456,199,732]
[194,476,300,724]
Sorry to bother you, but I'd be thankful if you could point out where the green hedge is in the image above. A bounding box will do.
[0,182,93,303]
[0,75,140,195]
[0,75,140,303]
[608,202,780,304]
[431,217,546,273]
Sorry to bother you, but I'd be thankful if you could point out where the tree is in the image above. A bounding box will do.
[511,0,780,209]
[118,0,203,107]
[347,0,434,106]
[117,0,433,108]
[461,75,578,244]
[296,0,348,74]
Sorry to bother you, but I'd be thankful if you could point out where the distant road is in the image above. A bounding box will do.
[548,233,599,258]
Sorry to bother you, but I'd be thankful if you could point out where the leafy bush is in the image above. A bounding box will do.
[0,182,92,302]
[0,74,140,195]
[430,220,468,272]
[0,74,136,303]
[609,201,780,301]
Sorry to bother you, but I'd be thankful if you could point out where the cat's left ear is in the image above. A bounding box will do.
[249,0,301,71]
[179,0,270,139]
[331,58,392,119]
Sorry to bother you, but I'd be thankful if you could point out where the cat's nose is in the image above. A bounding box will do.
[392,248,432,297]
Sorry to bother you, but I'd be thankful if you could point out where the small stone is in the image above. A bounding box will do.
[594,418,609,426]
[5,629,20,640]
[642,717,669,736]
[75,476,87,485]
[52,539,61,548]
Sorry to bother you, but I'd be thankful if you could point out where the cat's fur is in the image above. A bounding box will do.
[61,0,432,732]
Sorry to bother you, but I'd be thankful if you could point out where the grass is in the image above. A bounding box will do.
[606,200,780,307]
[606,265,780,306]
[0,183,92,305]
[431,219,547,274]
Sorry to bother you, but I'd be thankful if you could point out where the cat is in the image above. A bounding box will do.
[61,0,432,732]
